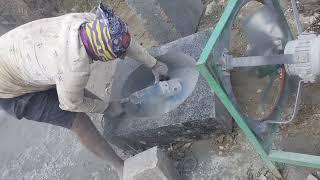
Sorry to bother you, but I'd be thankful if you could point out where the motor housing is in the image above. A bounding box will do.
[284,33,320,83]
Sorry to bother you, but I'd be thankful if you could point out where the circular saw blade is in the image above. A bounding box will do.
[241,6,288,56]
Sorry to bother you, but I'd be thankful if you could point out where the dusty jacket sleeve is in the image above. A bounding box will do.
[126,40,157,68]
[55,71,108,113]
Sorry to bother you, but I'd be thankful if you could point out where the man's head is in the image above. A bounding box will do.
[82,3,131,61]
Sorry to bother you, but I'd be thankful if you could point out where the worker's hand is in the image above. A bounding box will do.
[103,101,125,118]
[152,61,169,83]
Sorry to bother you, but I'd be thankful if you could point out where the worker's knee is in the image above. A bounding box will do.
[0,89,77,129]
[70,112,91,131]
[74,112,88,120]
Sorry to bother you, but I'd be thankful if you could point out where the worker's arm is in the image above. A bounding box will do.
[126,40,157,68]
[55,71,108,113]
[126,40,169,82]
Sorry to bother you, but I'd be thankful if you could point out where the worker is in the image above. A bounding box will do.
[0,3,168,179]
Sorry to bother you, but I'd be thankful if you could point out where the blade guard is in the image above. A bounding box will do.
[196,0,293,136]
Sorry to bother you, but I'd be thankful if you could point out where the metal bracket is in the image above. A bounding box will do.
[221,54,295,70]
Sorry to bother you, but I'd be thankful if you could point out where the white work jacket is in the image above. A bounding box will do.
[0,12,158,113]
[0,13,110,113]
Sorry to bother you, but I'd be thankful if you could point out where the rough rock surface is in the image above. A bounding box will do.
[123,147,181,180]
[127,0,203,44]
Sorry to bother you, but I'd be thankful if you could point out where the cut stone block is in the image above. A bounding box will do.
[103,32,233,151]
[123,147,181,180]
[149,31,211,59]
[111,1,158,48]
[306,174,318,180]
[127,0,203,44]
[85,61,117,103]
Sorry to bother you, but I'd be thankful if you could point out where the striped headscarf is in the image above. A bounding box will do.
[80,3,131,61]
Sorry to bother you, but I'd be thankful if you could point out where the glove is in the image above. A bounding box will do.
[152,61,169,83]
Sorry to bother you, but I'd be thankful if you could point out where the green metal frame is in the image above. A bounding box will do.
[197,0,320,177]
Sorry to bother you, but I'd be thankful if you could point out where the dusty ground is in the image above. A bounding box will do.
[1,0,320,180]
[0,112,120,180]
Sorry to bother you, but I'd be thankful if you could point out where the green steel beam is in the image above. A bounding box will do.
[269,150,320,168]
[197,0,283,177]
[197,0,238,66]
[196,0,311,177]
[197,64,281,178]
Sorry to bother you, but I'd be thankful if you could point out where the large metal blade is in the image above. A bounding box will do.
[241,6,288,56]
[110,52,199,118]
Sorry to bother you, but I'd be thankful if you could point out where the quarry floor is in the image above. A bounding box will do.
[0,0,320,180]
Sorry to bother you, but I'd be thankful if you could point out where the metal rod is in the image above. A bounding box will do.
[269,150,320,168]
[291,0,303,34]
[266,80,303,124]
[229,54,295,68]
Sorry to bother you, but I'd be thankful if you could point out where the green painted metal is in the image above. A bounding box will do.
[269,150,320,168]
[196,0,320,177]
[197,65,281,177]
[197,0,238,66]
[196,2,281,176]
